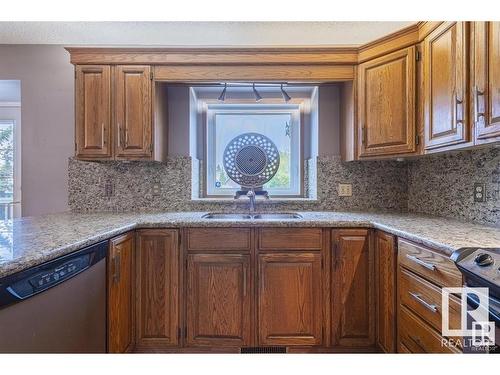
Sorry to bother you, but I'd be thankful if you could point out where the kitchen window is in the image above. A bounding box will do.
[205,104,302,197]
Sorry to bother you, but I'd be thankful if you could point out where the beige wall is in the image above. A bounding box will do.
[0,45,73,216]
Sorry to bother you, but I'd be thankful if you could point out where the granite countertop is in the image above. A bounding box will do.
[0,211,499,278]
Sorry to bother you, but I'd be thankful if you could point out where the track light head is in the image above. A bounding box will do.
[218,83,227,101]
[280,84,291,102]
[253,83,262,102]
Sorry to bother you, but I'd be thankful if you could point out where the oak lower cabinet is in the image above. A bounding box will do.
[375,231,397,353]
[186,254,252,347]
[357,46,416,158]
[331,229,375,348]
[257,252,323,346]
[397,239,463,353]
[108,232,135,353]
[423,22,470,151]
[471,22,500,144]
[135,229,180,350]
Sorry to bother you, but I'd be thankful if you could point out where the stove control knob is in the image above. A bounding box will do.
[474,253,494,267]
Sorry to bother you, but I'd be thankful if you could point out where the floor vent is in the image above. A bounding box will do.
[240,347,287,354]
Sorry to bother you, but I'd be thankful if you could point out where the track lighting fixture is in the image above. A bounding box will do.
[218,83,227,101]
[280,84,291,102]
[215,82,292,103]
[252,83,262,102]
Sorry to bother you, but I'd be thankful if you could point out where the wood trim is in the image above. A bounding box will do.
[66,22,444,69]
[358,23,420,63]
[67,47,359,66]
[153,65,354,82]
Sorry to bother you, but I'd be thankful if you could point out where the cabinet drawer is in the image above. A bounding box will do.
[186,228,251,251]
[399,306,460,353]
[398,239,462,288]
[399,268,462,333]
[258,228,323,251]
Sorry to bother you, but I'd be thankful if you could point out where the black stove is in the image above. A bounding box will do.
[451,247,500,297]
[451,247,500,353]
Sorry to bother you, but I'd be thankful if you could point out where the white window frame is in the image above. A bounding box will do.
[205,104,302,197]
[0,114,21,219]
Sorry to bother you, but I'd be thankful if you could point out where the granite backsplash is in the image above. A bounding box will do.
[407,146,499,226]
[68,146,499,226]
[68,156,408,213]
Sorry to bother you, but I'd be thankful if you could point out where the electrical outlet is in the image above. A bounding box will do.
[338,183,352,197]
[474,183,486,202]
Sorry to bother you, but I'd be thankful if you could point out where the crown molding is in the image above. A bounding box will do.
[66,22,444,68]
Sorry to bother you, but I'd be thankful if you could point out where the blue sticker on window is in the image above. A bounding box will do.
[215,181,221,188]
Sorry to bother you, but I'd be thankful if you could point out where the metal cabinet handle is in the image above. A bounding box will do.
[113,251,121,283]
[405,254,436,271]
[474,86,485,123]
[409,292,438,313]
[118,122,126,148]
[102,124,106,145]
[455,93,464,126]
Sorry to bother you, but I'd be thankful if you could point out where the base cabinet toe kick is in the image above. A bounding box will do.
[106,227,468,353]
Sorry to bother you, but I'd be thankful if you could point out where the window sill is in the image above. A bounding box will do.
[190,197,318,204]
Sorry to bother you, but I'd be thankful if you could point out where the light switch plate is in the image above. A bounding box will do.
[152,181,161,197]
[338,183,352,197]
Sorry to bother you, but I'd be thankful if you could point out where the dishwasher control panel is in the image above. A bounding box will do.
[0,241,107,309]
[28,255,90,291]
[8,254,91,299]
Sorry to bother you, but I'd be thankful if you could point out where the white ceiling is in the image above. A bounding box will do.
[0,22,415,46]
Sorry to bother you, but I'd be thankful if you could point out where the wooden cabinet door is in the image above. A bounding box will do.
[108,232,135,353]
[114,65,152,159]
[423,22,469,150]
[331,229,375,347]
[472,22,500,143]
[75,65,112,158]
[374,231,397,353]
[186,254,252,347]
[136,229,179,349]
[358,47,416,157]
[258,252,323,346]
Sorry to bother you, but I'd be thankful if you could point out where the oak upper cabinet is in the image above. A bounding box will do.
[358,47,416,157]
[108,232,135,353]
[135,229,180,350]
[423,22,470,150]
[258,252,323,346]
[75,65,112,159]
[374,231,397,353]
[331,229,375,347]
[472,22,500,143]
[186,254,252,347]
[114,65,153,158]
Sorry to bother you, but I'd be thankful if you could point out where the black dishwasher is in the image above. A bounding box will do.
[0,241,107,353]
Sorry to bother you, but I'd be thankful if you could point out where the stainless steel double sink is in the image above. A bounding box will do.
[202,213,303,220]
